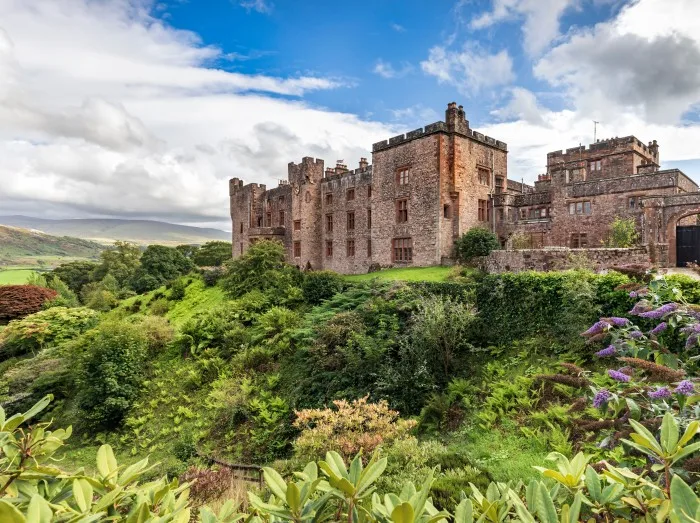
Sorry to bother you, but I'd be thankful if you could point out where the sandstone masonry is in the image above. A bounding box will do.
[230,102,699,274]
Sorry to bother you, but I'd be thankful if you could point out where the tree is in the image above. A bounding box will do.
[51,260,98,294]
[221,240,300,298]
[92,241,141,288]
[129,245,194,293]
[176,243,200,259]
[454,227,500,262]
[603,216,639,247]
[193,241,232,267]
[0,285,58,322]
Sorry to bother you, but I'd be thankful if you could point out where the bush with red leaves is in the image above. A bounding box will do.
[0,285,58,322]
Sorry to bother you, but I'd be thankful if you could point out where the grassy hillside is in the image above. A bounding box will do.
[0,215,230,246]
[0,225,103,266]
[0,268,38,284]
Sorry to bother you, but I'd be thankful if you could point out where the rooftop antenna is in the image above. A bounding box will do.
[593,120,600,142]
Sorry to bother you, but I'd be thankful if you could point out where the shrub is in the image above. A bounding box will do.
[0,285,58,322]
[169,278,188,301]
[603,216,639,247]
[221,240,302,299]
[150,298,170,316]
[293,396,416,461]
[42,275,80,308]
[201,266,225,287]
[176,305,250,358]
[76,321,149,429]
[302,270,344,304]
[137,315,175,355]
[0,307,99,360]
[454,227,499,262]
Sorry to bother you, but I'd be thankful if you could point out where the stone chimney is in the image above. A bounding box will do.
[335,160,348,174]
[359,157,368,170]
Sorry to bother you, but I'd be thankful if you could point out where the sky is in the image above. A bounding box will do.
[2,0,700,230]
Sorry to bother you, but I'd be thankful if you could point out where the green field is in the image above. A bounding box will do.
[0,268,37,284]
[343,265,453,282]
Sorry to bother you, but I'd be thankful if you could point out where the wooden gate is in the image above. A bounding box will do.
[676,225,700,267]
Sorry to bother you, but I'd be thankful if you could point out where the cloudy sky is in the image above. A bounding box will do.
[2,0,700,230]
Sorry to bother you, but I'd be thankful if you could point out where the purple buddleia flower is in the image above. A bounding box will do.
[638,303,679,319]
[629,330,644,339]
[629,291,638,298]
[608,369,631,382]
[629,301,653,315]
[607,317,630,327]
[650,322,667,336]
[595,345,616,357]
[582,321,610,337]
[649,387,672,400]
[593,389,611,408]
[674,380,695,396]
[686,334,698,349]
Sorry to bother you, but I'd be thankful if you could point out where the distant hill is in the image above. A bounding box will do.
[0,225,104,265]
[0,216,231,246]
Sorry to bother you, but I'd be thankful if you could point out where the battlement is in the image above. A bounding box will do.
[229,177,266,195]
[321,164,373,183]
[547,136,659,162]
[288,156,324,168]
[372,102,507,153]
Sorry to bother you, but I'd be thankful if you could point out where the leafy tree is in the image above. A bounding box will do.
[76,321,148,429]
[0,285,58,322]
[51,260,98,294]
[603,216,639,247]
[80,274,120,311]
[221,240,301,298]
[176,243,200,259]
[454,227,500,262]
[129,245,193,293]
[193,240,232,267]
[92,240,142,288]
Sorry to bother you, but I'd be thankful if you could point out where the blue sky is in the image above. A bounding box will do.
[1,0,700,228]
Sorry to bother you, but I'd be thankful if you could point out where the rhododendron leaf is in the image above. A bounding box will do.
[678,421,699,448]
[661,412,679,454]
[628,420,664,455]
[262,468,287,501]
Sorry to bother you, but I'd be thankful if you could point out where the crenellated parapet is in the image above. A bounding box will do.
[372,103,507,153]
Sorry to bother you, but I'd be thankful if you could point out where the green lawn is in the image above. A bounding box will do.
[343,265,453,282]
[0,268,37,284]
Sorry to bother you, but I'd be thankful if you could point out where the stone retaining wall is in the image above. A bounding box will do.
[475,247,651,273]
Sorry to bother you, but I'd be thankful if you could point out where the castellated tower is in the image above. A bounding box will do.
[230,102,509,274]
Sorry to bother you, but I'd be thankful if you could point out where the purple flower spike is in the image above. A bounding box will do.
[638,303,679,319]
[650,322,667,336]
[686,334,698,349]
[593,389,611,408]
[595,345,616,357]
[608,369,631,382]
[608,317,630,327]
[649,387,672,400]
[582,321,610,337]
[629,291,638,298]
[674,380,695,396]
[630,330,644,339]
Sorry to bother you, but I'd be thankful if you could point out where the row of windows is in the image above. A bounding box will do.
[292,238,413,262]
[519,207,550,220]
[325,210,373,232]
[325,185,373,206]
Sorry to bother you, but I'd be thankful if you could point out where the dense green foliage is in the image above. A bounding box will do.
[603,216,640,247]
[193,241,233,267]
[76,321,149,429]
[2,239,699,522]
[51,260,99,294]
[130,245,194,293]
[454,227,500,261]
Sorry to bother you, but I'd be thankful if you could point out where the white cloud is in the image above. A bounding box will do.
[372,59,413,79]
[490,87,547,126]
[240,0,273,14]
[534,0,700,124]
[421,44,514,93]
[390,23,406,33]
[0,0,395,226]
[470,0,577,56]
[389,105,440,126]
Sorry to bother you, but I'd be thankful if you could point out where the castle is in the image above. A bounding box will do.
[230,102,698,274]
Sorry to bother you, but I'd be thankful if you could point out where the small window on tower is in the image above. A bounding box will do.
[443,204,451,218]
[478,167,490,186]
[396,199,408,223]
[293,241,301,258]
[294,220,301,231]
[346,239,355,257]
[367,238,372,257]
[347,188,355,201]
[326,241,333,257]
[397,167,409,185]
[240,222,244,234]
[279,210,285,225]
[367,209,372,229]
[347,211,355,230]
[325,193,333,206]
[326,214,333,232]
[367,185,372,198]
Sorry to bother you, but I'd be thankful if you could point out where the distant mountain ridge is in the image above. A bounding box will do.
[0,225,104,264]
[0,216,231,246]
